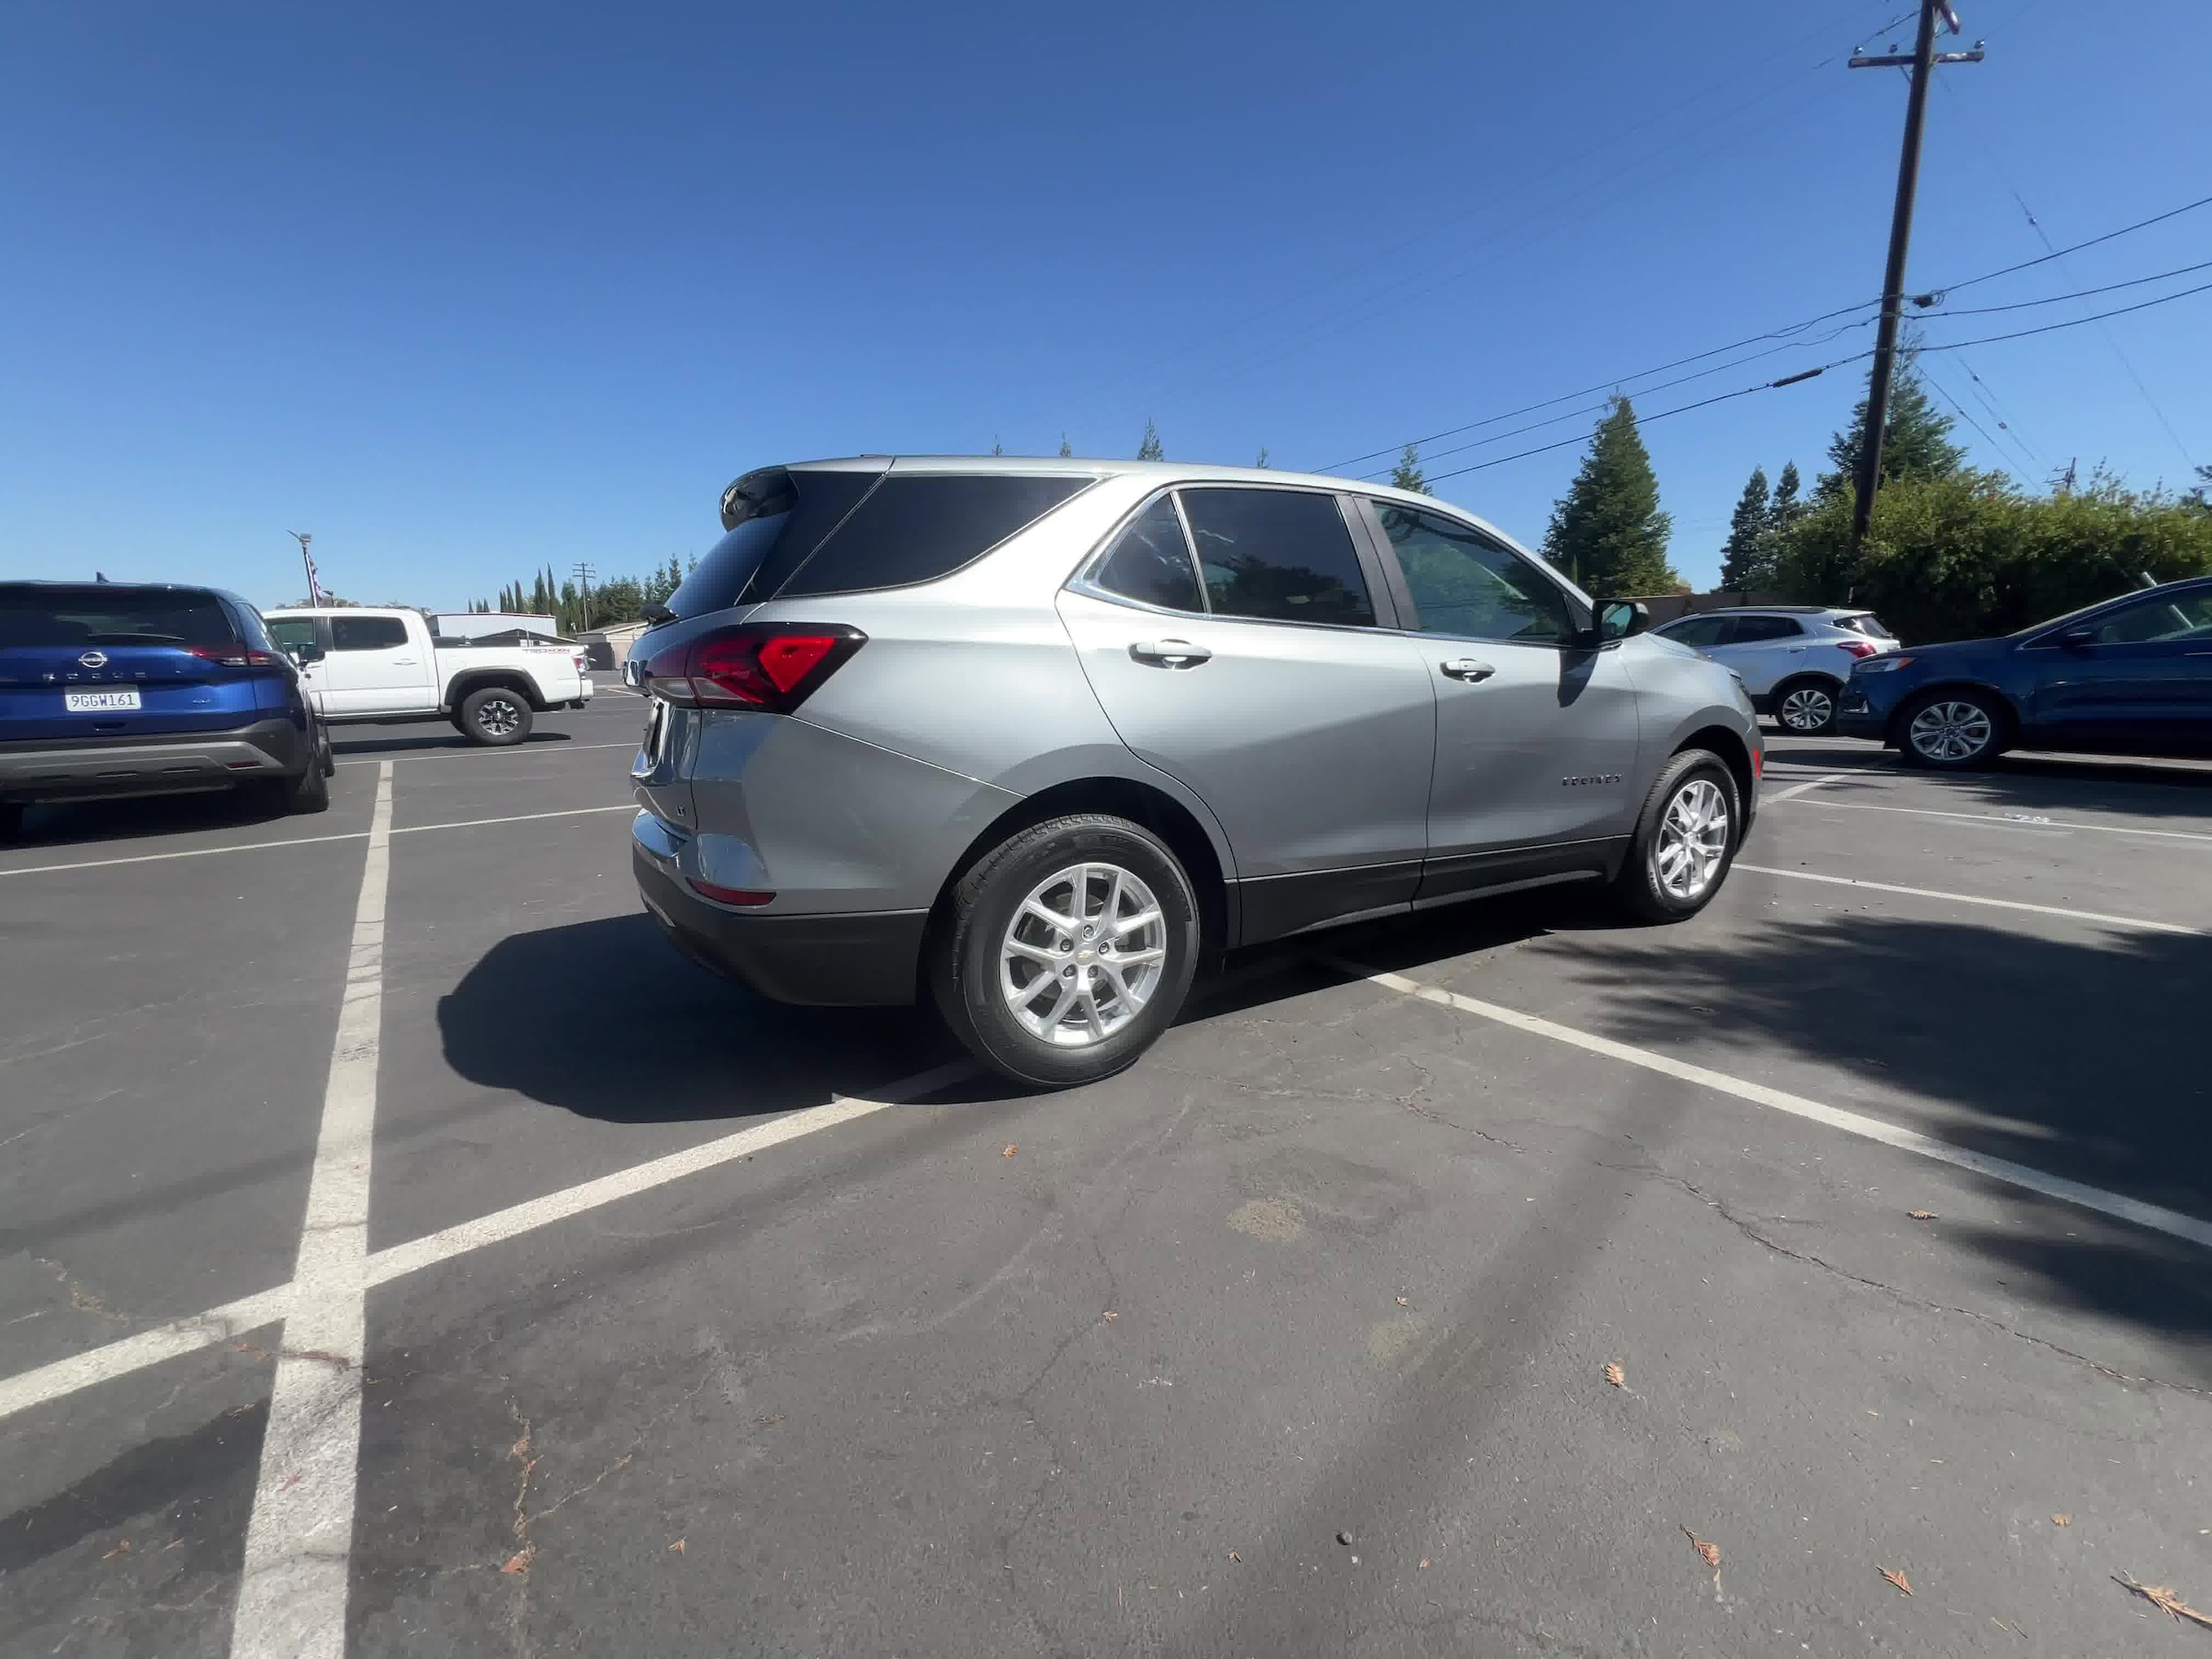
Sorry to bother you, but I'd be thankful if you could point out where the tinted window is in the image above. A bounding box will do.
[1660,616,1731,648]
[1179,488,1373,626]
[0,586,240,649]
[266,617,319,651]
[2084,590,2212,644]
[668,466,880,620]
[1729,615,1804,642]
[1091,496,1202,611]
[1371,503,1572,642]
[780,473,1093,598]
[332,615,409,651]
[1839,613,1895,640]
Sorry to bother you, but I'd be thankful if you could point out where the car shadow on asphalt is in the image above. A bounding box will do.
[330,730,581,757]
[1219,888,2212,1355]
[434,910,1013,1127]
[3,787,317,853]
[1776,740,2212,818]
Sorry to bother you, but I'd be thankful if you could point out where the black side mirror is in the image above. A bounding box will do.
[1591,599,1648,643]
[288,642,326,666]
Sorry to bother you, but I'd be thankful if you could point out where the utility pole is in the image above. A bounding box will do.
[1847,2,1984,557]
[571,562,596,633]
[290,532,320,605]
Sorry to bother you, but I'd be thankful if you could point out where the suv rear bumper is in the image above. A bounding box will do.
[631,831,927,1006]
[0,718,311,803]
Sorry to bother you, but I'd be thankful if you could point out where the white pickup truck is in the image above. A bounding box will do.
[262,607,591,746]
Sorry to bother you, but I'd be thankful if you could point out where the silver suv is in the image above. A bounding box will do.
[1651,605,1899,733]
[628,457,1761,1086]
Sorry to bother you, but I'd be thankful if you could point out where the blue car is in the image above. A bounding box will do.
[0,581,332,838]
[1837,574,2212,767]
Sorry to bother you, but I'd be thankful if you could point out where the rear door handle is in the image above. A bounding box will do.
[1130,639,1211,668]
[1440,658,1495,682]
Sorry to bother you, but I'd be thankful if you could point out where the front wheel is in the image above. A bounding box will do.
[459,686,533,746]
[1899,690,2005,768]
[1612,749,1741,925]
[931,814,1202,1088]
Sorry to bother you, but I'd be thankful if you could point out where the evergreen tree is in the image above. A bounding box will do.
[1254,446,1270,469]
[1540,394,1678,595]
[1769,461,1804,530]
[1059,433,1073,457]
[1717,465,1771,591]
[1137,419,1164,462]
[1389,443,1427,495]
[1824,356,1966,495]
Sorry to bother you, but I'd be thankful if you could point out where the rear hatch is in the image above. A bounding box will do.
[0,585,283,745]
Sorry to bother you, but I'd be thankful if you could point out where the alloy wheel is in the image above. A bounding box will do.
[1778,685,1835,733]
[1908,699,1993,763]
[1652,778,1730,902]
[1000,862,1167,1047]
[477,697,522,737]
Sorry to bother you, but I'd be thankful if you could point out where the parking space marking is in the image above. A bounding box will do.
[1346,964,2212,1251]
[334,741,638,766]
[0,1061,975,1425]
[1735,862,2199,934]
[0,804,634,880]
[1774,795,2212,845]
[230,760,393,1659]
[1764,771,1853,803]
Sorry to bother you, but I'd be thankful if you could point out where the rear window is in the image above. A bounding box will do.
[666,467,882,620]
[0,586,240,649]
[778,473,1094,598]
[1839,613,1895,640]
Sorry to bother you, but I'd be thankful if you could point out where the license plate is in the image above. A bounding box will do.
[65,687,141,712]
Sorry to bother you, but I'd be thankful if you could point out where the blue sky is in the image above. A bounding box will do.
[2,0,2207,610]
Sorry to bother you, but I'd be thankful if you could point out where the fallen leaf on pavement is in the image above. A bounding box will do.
[1226,1551,1240,1562]
[1102,1310,1117,1321]
[2052,1514,2070,1527]
[2116,1574,2212,1629]
[667,1539,687,1556]
[1603,1363,1625,1388]
[1880,1567,1914,1596]
[1395,1297,1410,1308]
[500,1548,534,1576]
[101,1540,131,1561]
[1418,1558,1432,1570]
[1908,1210,1937,1221]
[1002,1144,1018,1158]
[1681,1527,1720,1573]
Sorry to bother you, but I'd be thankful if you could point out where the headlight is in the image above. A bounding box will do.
[1854,655,1914,674]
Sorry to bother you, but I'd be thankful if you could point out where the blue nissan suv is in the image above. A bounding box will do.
[1837,575,2212,767]
[0,582,332,838]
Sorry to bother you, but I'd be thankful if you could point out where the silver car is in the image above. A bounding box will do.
[628,457,1762,1086]
[1651,605,1900,734]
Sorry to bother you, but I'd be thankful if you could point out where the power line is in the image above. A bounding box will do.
[1948,351,2044,467]
[1918,277,2212,353]
[1918,257,2212,319]
[1932,191,2212,297]
[1918,360,2038,475]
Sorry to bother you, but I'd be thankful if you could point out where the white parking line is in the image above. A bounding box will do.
[0,804,634,879]
[1775,795,2212,845]
[334,741,638,766]
[1347,964,2212,1251]
[0,1062,976,1425]
[1764,771,1852,803]
[1735,862,2198,934]
[230,760,392,1659]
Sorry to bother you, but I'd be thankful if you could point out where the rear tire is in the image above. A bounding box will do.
[459,686,533,746]
[1898,689,2006,769]
[1612,749,1741,925]
[246,755,330,817]
[1770,676,1841,735]
[930,814,1202,1088]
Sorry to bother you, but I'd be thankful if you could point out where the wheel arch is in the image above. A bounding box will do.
[1672,723,1757,823]
[445,669,544,715]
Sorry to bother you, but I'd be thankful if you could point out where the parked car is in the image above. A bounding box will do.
[261,606,591,745]
[1650,605,1899,734]
[626,457,1762,1086]
[0,581,331,837]
[1837,575,2212,767]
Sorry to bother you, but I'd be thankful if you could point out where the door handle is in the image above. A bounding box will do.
[1440,657,1495,682]
[1129,639,1211,668]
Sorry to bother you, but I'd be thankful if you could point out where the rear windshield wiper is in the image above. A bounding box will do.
[83,631,187,644]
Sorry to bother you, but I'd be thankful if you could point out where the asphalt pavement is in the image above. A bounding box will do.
[4,693,2211,1657]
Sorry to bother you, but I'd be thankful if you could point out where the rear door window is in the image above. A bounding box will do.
[1727,615,1804,642]
[1089,496,1202,612]
[779,473,1094,598]
[1179,488,1375,626]
[332,616,410,650]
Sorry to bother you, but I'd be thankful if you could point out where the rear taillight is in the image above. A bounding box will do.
[573,652,588,673]
[645,624,865,712]
[190,645,281,669]
[687,877,775,906]
[1838,640,1878,658]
